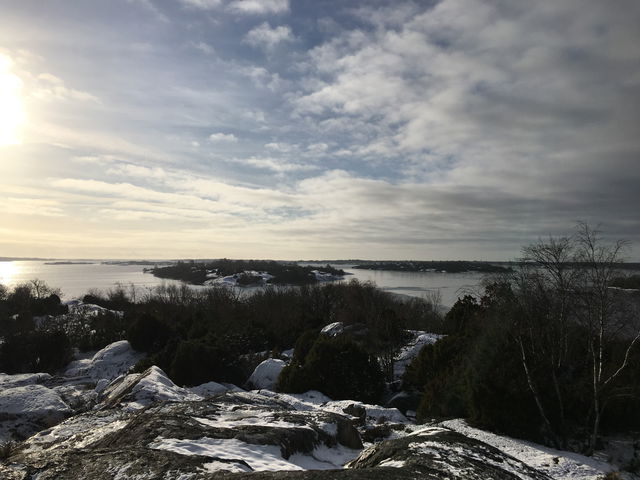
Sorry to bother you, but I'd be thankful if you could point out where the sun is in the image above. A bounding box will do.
[0,54,26,147]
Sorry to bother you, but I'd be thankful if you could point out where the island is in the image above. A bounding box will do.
[352,260,512,273]
[150,259,346,286]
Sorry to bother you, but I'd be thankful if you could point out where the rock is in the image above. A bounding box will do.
[247,358,287,390]
[320,322,344,337]
[189,380,229,398]
[0,391,364,478]
[0,384,72,442]
[384,391,421,416]
[347,426,552,480]
[98,366,201,409]
[343,404,366,421]
[64,340,143,381]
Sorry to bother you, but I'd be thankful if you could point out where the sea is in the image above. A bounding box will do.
[0,261,489,308]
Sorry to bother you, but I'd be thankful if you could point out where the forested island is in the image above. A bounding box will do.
[150,259,346,286]
[352,260,512,273]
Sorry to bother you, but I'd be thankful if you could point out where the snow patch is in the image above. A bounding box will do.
[246,358,286,390]
[438,419,615,480]
[320,322,344,337]
[64,340,143,381]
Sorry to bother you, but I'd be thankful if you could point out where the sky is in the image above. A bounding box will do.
[1,0,639,260]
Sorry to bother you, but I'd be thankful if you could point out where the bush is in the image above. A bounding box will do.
[127,313,174,353]
[169,338,243,387]
[0,330,72,374]
[277,336,385,404]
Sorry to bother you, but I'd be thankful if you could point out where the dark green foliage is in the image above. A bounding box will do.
[277,336,385,404]
[611,274,640,290]
[352,260,512,273]
[406,273,640,447]
[126,313,174,353]
[0,330,72,374]
[291,330,320,364]
[169,338,243,386]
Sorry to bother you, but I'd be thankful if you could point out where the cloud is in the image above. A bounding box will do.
[32,73,100,103]
[208,132,238,143]
[234,156,315,173]
[244,22,294,51]
[3,197,65,217]
[190,41,216,55]
[239,66,284,91]
[228,0,289,15]
[180,0,223,9]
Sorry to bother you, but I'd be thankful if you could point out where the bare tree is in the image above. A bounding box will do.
[573,223,640,454]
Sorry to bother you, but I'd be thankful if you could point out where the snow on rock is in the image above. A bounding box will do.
[126,366,201,409]
[205,271,274,287]
[438,419,616,480]
[281,348,295,359]
[348,425,552,479]
[0,372,51,389]
[189,381,229,398]
[320,321,344,337]
[64,340,143,381]
[99,366,201,410]
[312,270,344,282]
[66,301,123,318]
[0,384,72,442]
[246,358,286,390]
[393,330,443,380]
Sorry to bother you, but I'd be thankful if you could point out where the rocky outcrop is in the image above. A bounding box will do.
[0,385,554,480]
[347,426,552,480]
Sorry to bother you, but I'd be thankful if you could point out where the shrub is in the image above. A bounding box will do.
[169,338,243,387]
[127,313,174,353]
[0,330,72,374]
[277,336,385,404]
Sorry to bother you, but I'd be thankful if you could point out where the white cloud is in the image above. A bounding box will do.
[209,132,238,143]
[244,22,294,51]
[235,156,314,173]
[228,0,289,15]
[265,142,294,152]
[190,41,216,55]
[180,0,223,9]
[32,73,100,103]
[239,66,284,91]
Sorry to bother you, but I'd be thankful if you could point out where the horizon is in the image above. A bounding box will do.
[2,0,640,260]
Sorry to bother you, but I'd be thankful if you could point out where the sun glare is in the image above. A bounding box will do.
[0,54,26,147]
[0,261,19,285]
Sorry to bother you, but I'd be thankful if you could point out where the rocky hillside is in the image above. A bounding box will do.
[0,336,626,479]
[1,365,552,480]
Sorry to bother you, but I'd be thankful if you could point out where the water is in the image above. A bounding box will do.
[0,261,488,307]
[0,261,187,300]
[341,268,486,307]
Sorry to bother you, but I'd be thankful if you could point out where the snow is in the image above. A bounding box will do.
[117,366,201,410]
[149,437,305,472]
[0,384,72,442]
[393,330,443,380]
[149,436,360,472]
[246,358,286,390]
[281,348,295,358]
[438,419,615,480]
[64,340,143,381]
[189,381,229,398]
[0,384,70,416]
[320,322,344,336]
[312,270,344,282]
[67,302,123,318]
[205,271,274,287]
[0,372,51,388]
[25,413,128,453]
